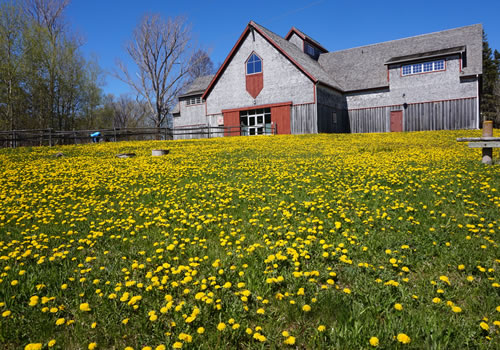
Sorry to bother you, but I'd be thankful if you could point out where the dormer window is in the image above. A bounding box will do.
[304,42,320,60]
[246,53,262,75]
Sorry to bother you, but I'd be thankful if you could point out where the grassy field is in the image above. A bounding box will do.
[0,130,499,350]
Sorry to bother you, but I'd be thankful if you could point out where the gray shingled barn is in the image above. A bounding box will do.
[173,21,482,138]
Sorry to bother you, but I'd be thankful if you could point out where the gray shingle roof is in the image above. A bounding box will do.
[286,27,328,53]
[179,75,215,97]
[318,24,482,91]
[252,22,344,91]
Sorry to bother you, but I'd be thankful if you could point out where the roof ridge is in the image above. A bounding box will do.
[250,21,344,91]
[324,23,482,56]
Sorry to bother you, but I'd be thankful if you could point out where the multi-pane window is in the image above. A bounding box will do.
[402,59,445,76]
[186,96,201,106]
[246,53,262,75]
[240,108,271,136]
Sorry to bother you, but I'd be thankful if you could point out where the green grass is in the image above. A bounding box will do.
[0,130,499,349]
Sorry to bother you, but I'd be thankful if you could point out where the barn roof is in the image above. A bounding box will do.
[202,21,343,99]
[179,75,214,98]
[318,24,483,92]
[284,27,328,53]
[252,22,343,91]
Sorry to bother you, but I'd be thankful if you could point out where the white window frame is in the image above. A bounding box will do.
[401,59,445,76]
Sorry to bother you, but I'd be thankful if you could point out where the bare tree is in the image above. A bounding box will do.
[185,49,214,86]
[116,14,194,129]
[23,0,69,37]
[113,95,148,129]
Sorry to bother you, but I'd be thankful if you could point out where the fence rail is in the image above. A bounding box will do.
[0,124,277,148]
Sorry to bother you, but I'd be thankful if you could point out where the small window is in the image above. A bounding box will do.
[423,62,433,72]
[246,53,262,75]
[434,60,444,70]
[402,59,445,76]
[186,97,201,106]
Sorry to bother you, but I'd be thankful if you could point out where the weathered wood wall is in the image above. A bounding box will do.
[291,103,317,134]
[348,97,477,133]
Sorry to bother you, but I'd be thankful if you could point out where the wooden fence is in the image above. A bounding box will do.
[0,124,276,148]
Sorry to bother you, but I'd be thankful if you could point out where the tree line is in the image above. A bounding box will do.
[2,1,498,132]
[0,0,214,132]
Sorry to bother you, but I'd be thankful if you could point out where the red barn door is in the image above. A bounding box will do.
[390,111,403,132]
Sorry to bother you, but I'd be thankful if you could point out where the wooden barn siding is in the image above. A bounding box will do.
[348,98,477,133]
[317,104,350,133]
[291,103,317,134]
[349,106,389,133]
[405,98,477,131]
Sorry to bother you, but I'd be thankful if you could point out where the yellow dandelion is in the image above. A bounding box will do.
[397,333,411,344]
[79,303,91,312]
[369,337,379,347]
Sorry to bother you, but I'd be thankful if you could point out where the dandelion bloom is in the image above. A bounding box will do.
[432,298,441,304]
[394,303,403,311]
[369,337,379,347]
[284,336,296,345]
[24,344,42,350]
[480,322,489,331]
[197,327,205,334]
[172,342,182,349]
[282,331,290,337]
[397,333,411,344]
[2,310,11,317]
[257,308,265,314]
[80,303,91,312]
[318,325,326,332]
[217,322,226,331]
[88,343,97,350]
[48,340,56,347]
[343,288,351,294]
[29,296,39,306]
[55,318,65,325]
[451,306,462,313]
[302,304,311,312]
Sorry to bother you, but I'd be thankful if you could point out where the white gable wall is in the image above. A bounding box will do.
[205,30,315,116]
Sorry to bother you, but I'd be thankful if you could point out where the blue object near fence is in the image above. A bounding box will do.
[90,132,101,143]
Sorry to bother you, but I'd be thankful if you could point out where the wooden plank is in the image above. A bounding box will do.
[468,142,500,148]
[457,137,500,142]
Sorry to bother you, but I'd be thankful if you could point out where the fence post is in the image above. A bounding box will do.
[12,130,16,148]
[73,129,77,144]
[207,126,211,139]
[49,129,52,147]
[114,128,117,142]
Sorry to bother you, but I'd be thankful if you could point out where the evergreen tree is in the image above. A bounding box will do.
[481,31,500,125]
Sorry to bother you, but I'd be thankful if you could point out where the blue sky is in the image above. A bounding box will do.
[65,0,500,97]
